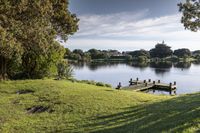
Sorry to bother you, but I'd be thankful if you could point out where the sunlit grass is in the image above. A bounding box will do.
[0,80,199,132]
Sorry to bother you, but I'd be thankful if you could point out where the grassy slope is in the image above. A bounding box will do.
[0,80,199,133]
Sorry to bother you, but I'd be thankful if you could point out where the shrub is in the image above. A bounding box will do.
[57,60,73,79]
[138,56,148,62]
[105,84,112,88]
[96,82,105,87]
[68,79,112,88]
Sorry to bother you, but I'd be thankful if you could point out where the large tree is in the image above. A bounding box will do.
[150,42,173,58]
[178,0,200,31]
[0,0,79,79]
[128,49,150,58]
[0,26,23,80]
[174,48,191,58]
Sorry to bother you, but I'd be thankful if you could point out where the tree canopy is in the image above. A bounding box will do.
[150,42,173,58]
[178,0,200,31]
[0,0,79,79]
[174,48,191,58]
[128,49,150,58]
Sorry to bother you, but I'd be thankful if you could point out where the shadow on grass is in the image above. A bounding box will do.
[83,93,200,133]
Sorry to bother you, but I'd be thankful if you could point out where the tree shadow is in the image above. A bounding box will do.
[83,93,200,133]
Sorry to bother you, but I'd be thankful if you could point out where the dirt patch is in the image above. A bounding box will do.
[16,89,34,94]
[26,106,53,114]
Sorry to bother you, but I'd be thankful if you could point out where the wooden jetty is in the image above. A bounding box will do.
[121,78,177,92]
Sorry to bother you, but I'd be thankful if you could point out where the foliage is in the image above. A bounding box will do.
[87,49,101,59]
[125,55,133,61]
[0,26,23,80]
[137,56,149,62]
[65,46,200,62]
[69,79,112,87]
[57,60,73,79]
[0,0,79,79]
[96,82,106,87]
[87,49,110,59]
[128,49,150,59]
[73,49,85,56]
[178,0,200,31]
[0,80,199,132]
[66,49,92,61]
[174,48,191,58]
[150,42,173,58]
[66,49,123,61]
[192,50,200,59]
[64,48,72,58]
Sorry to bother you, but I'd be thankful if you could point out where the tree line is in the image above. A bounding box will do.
[65,42,200,62]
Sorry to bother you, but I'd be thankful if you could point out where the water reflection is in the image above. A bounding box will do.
[71,61,192,75]
[150,62,172,75]
[174,62,191,69]
[70,61,200,95]
[145,89,177,95]
[71,61,127,71]
[126,62,149,70]
[189,60,200,66]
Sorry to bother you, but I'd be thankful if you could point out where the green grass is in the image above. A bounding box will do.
[0,80,199,133]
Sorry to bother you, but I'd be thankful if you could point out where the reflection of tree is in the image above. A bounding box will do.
[87,61,125,71]
[70,61,127,71]
[154,69,171,75]
[174,62,191,69]
[150,62,172,75]
[127,62,149,69]
[87,61,149,71]
[69,62,84,69]
[70,61,194,73]
[192,60,200,66]
[150,62,172,69]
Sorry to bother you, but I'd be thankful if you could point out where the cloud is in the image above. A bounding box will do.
[64,10,200,51]
[66,39,200,52]
[73,10,149,37]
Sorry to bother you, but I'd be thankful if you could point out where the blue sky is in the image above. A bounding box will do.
[64,0,200,51]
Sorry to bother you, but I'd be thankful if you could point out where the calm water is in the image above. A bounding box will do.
[71,61,200,95]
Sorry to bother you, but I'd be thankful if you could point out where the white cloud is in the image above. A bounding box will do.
[66,39,200,52]
[64,10,200,51]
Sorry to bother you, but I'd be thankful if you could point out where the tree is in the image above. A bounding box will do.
[193,50,200,55]
[64,48,72,58]
[0,0,79,79]
[178,0,200,31]
[128,49,150,58]
[87,49,100,59]
[150,42,173,58]
[174,48,191,58]
[57,60,73,79]
[68,53,82,61]
[0,26,23,80]
[73,49,84,56]
[192,50,200,59]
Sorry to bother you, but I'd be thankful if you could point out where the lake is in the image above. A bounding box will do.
[70,61,200,95]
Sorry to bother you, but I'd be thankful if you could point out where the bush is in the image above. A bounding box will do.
[105,84,112,88]
[57,60,73,79]
[68,79,112,88]
[96,82,105,87]
[137,56,148,62]
[80,80,96,85]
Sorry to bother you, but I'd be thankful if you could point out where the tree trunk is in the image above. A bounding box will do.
[0,56,7,80]
[0,56,2,80]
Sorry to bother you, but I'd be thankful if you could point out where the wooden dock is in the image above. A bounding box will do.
[121,78,177,92]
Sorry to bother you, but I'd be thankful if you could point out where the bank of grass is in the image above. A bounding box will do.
[0,79,199,133]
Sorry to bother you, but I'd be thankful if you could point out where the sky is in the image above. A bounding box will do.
[64,0,200,51]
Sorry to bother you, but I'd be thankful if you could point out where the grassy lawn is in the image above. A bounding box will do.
[0,80,199,133]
